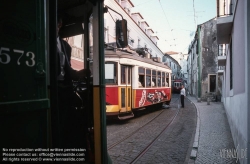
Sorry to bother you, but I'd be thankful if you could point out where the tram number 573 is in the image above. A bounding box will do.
[0,47,35,67]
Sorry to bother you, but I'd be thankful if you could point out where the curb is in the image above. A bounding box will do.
[186,96,200,161]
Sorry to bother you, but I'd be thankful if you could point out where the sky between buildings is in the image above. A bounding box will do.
[130,0,216,54]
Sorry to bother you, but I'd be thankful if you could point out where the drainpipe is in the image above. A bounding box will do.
[198,25,201,98]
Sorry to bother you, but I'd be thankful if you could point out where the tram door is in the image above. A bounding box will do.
[0,0,49,148]
[120,65,132,114]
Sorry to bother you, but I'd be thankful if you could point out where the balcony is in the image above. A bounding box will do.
[217,15,233,44]
[217,66,225,75]
[217,45,227,66]
[218,55,226,66]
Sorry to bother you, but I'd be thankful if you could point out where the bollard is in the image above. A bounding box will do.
[197,98,201,102]
[207,98,210,105]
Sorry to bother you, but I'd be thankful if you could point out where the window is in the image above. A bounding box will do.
[166,73,169,87]
[152,70,156,87]
[230,40,233,90]
[121,65,126,84]
[157,71,161,87]
[196,41,198,54]
[146,69,151,87]
[128,67,131,84]
[209,74,216,92]
[105,62,117,84]
[162,72,165,86]
[121,88,125,107]
[138,67,145,87]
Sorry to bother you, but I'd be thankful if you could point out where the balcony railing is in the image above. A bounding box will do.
[217,66,225,75]
[217,1,233,17]
[218,66,225,70]
[218,45,226,56]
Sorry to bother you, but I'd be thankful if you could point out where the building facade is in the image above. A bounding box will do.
[217,0,250,163]
[166,51,188,85]
[187,18,220,100]
[162,53,181,81]
[104,0,164,59]
[187,38,198,96]
[67,0,168,70]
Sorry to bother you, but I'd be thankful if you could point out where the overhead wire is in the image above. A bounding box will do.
[158,0,176,48]
[193,0,197,27]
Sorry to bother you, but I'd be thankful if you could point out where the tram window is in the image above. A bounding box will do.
[138,67,145,87]
[166,73,169,87]
[121,65,126,84]
[146,69,151,87]
[157,71,161,87]
[152,70,156,87]
[139,75,144,87]
[121,88,125,108]
[146,76,151,87]
[162,72,165,86]
[105,62,117,84]
[128,67,131,84]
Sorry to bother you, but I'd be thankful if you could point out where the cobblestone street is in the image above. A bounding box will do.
[107,95,196,164]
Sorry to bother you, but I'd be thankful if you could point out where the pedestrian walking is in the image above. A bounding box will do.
[180,85,186,108]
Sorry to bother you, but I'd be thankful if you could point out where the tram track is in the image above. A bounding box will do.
[108,95,180,151]
[107,109,165,150]
[107,94,182,163]
[130,107,180,164]
[107,93,196,164]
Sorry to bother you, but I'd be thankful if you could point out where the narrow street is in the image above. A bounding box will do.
[107,94,196,163]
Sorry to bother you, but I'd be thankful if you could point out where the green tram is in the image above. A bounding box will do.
[0,0,126,163]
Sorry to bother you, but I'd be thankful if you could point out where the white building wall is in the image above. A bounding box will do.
[187,39,198,96]
[104,0,164,59]
[219,0,250,163]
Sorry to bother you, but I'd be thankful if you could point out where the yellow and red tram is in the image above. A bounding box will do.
[105,50,172,119]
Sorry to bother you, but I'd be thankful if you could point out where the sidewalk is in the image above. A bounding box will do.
[187,96,237,164]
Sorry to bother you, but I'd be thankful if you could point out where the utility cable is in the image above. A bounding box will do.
[158,0,176,48]
[193,0,197,27]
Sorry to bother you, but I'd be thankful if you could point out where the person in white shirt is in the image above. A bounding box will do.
[180,85,186,108]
